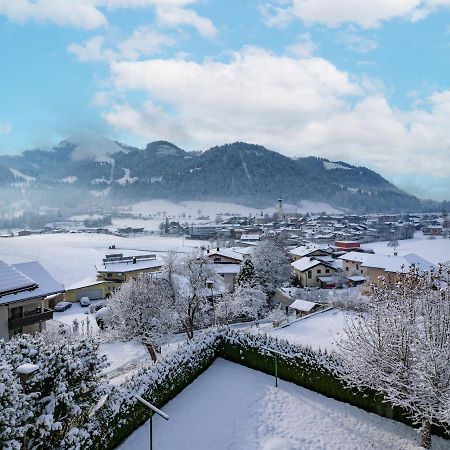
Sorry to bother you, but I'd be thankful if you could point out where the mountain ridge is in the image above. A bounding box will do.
[0,140,444,213]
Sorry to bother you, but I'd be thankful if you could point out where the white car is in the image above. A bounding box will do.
[54,301,72,312]
[79,296,91,307]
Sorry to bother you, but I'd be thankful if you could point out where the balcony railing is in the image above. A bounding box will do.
[8,308,54,330]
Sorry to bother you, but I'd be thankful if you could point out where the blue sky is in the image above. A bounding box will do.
[0,0,450,201]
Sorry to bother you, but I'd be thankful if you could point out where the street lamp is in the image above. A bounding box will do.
[206,279,216,326]
[261,347,294,388]
[135,395,169,450]
[16,363,39,386]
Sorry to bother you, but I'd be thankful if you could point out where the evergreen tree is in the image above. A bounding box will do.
[237,258,256,286]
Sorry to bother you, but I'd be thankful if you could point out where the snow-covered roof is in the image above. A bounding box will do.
[0,262,64,306]
[346,275,366,282]
[65,277,111,291]
[338,252,368,264]
[289,244,330,258]
[0,259,37,297]
[207,248,244,262]
[384,253,435,273]
[340,252,435,273]
[97,258,163,273]
[289,299,318,312]
[291,258,333,272]
[213,264,241,274]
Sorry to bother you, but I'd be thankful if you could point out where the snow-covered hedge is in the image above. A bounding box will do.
[91,328,425,450]
[90,332,220,449]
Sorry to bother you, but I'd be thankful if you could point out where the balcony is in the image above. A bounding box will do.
[8,308,54,330]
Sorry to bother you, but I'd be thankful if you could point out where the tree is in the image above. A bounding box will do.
[237,258,256,286]
[338,266,450,448]
[387,238,399,255]
[252,239,291,295]
[104,274,177,362]
[266,305,287,327]
[216,283,266,324]
[1,333,108,449]
[163,250,223,340]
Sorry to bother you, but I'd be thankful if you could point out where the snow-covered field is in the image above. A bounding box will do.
[129,199,342,217]
[364,232,450,265]
[267,309,353,352]
[117,358,448,450]
[0,233,204,286]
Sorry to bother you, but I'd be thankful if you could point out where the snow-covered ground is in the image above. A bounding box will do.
[117,358,448,450]
[364,232,450,265]
[265,309,354,352]
[0,233,204,286]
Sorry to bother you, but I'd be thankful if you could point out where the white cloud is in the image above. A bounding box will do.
[262,0,450,29]
[286,32,316,57]
[336,28,378,53]
[68,27,175,62]
[0,122,12,135]
[155,6,217,38]
[0,0,107,29]
[0,0,215,35]
[100,47,450,184]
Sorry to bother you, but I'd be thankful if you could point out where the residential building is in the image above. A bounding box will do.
[96,254,162,283]
[0,260,63,341]
[291,258,338,287]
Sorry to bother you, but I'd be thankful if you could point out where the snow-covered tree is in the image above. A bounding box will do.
[104,273,177,362]
[252,238,291,295]
[266,305,287,327]
[216,283,266,324]
[0,359,34,450]
[1,333,108,449]
[167,250,223,339]
[387,238,399,255]
[237,258,256,286]
[338,265,450,448]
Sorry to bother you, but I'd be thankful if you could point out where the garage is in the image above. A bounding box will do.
[75,288,103,301]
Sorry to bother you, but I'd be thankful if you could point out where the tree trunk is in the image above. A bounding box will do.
[421,420,432,449]
[145,343,158,363]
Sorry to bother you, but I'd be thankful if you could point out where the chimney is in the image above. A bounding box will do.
[207,249,210,253]
[217,247,220,251]
[132,257,137,264]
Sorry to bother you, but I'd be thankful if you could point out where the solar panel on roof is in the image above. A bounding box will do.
[0,260,38,297]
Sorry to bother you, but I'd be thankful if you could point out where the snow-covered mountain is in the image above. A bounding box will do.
[0,139,441,213]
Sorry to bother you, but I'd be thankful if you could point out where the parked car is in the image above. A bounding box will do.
[54,301,72,312]
[79,296,91,307]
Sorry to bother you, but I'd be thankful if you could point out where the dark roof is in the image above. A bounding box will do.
[0,260,38,298]
[0,261,64,306]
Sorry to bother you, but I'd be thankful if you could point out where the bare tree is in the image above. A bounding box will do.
[338,266,450,448]
[387,239,399,255]
[163,250,223,340]
[104,274,177,362]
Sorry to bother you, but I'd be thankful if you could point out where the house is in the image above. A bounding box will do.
[96,253,162,283]
[291,258,338,287]
[64,278,117,302]
[339,252,435,285]
[0,260,63,341]
[288,299,321,318]
[206,248,244,292]
[289,243,332,261]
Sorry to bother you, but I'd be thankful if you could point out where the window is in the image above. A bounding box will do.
[317,269,322,274]
[325,269,330,274]
[214,257,221,262]
[308,270,312,279]
[345,267,349,272]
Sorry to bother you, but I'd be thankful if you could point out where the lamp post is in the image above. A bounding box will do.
[206,279,216,326]
[135,395,169,450]
[261,347,294,388]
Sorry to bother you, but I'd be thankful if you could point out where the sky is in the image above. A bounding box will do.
[0,0,450,201]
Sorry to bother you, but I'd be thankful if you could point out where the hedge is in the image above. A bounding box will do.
[90,328,449,449]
